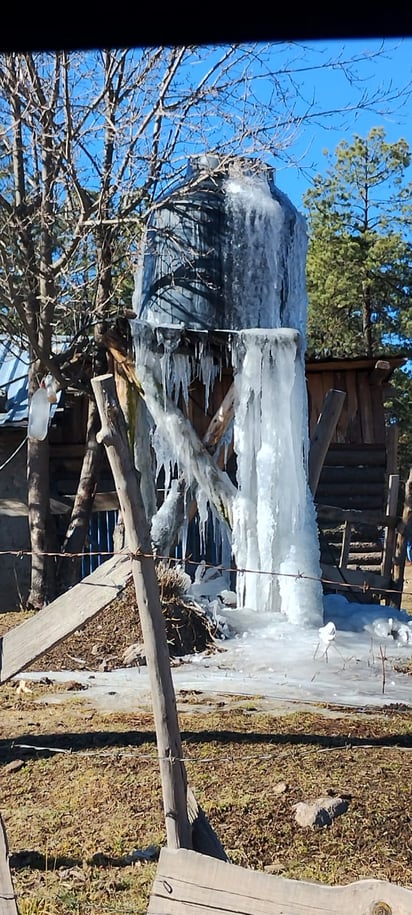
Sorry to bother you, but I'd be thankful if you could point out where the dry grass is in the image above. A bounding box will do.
[2,674,412,911]
[1,571,412,913]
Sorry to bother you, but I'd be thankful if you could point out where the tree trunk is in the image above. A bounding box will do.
[27,434,51,609]
[362,281,374,356]
[57,397,103,593]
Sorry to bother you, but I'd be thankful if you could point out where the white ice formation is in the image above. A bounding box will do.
[131,160,324,627]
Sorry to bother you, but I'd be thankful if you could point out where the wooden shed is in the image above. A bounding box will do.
[305,353,409,605]
[306,353,406,462]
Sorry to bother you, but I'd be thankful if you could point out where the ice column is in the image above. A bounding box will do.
[232,328,323,627]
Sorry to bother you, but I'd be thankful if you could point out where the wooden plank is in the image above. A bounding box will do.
[63,491,120,512]
[316,505,398,527]
[308,389,346,495]
[386,422,399,476]
[319,466,386,485]
[346,555,382,567]
[0,493,119,517]
[92,373,192,852]
[148,848,412,914]
[393,467,412,605]
[307,372,326,438]
[0,497,71,517]
[0,499,28,517]
[381,474,399,583]
[344,368,361,441]
[0,552,131,684]
[323,444,387,466]
[339,521,353,570]
[0,815,18,915]
[321,563,391,592]
[356,369,375,443]
[317,493,385,511]
[306,355,407,373]
[317,482,385,498]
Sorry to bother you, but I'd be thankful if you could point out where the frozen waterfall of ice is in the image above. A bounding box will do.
[231,329,323,626]
[132,162,324,629]
[225,172,323,626]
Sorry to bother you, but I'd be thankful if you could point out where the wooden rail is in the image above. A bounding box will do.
[148,848,412,914]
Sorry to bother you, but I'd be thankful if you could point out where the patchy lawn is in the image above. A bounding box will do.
[1,571,412,913]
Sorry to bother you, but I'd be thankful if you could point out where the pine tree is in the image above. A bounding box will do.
[304,127,412,359]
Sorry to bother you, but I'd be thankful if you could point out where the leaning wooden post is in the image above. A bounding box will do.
[392,466,412,607]
[91,373,192,851]
[309,389,346,497]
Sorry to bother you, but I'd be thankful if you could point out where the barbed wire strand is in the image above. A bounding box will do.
[3,546,412,600]
[9,740,412,765]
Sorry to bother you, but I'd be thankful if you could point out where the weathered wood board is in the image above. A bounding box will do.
[147,847,412,914]
[0,491,119,517]
[0,816,18,915]
[0,552,131,684]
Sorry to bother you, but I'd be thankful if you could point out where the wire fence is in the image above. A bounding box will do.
[9,739,412,766]
[2,545,412,601]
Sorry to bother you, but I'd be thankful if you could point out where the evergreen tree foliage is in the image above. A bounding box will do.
[304,127,412,359]
[304,128,412,486]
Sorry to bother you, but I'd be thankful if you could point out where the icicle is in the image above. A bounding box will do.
[199,353,218,413]
[171,353,192,407]
[130,328,236,532]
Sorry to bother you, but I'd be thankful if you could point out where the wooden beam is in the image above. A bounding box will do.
[0,493,120,517]
[148,847,412,914]
[0,815,18,915]
[322,444,387,466]
[381,474,399,586]
[0,552,131,684]
[339,521,353,570]
[321,563,391,593]
[386,422,399,476]
[0,499,29,517]
[152,383,236,554]
[319,466,386,485]
[91,373,192,852]
[316,482,386,498]
[316,504,398,528]
[368,359,391,385]
[309,389,346,496]
[202,383,235,454]
[305,355,407,373]
[393,467,412,604]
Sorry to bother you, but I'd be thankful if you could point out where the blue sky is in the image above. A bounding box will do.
[270,37,412,211]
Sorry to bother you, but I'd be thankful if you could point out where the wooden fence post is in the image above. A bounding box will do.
[91,373,192,851]
[393,466,412,606]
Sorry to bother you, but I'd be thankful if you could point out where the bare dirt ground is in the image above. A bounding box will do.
[1,569,412,913]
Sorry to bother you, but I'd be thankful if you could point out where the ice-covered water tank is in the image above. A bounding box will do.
[133,155,308,336]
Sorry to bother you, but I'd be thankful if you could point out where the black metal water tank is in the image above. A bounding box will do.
[134,155,305,333]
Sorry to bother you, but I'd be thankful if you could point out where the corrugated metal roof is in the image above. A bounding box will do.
[0,338,31,425]
[0,337,62,427]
